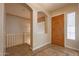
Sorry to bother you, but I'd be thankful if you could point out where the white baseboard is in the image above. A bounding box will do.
[33,42,50,51]
[65,45,79,51]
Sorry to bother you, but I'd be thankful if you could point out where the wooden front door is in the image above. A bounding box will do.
[51,14,64,47]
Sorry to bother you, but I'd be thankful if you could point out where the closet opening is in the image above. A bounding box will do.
[5,3,33,56]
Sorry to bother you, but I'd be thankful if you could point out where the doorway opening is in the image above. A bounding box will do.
[5,3,33,56]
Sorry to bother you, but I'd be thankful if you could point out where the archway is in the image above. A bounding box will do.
[5,3,33,56]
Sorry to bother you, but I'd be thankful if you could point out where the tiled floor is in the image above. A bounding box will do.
[5,44,79,56]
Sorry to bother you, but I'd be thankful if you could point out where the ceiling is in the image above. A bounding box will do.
[38,3,69,13]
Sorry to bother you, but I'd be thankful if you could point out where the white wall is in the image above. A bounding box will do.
[6,15,24,47]
[33,22,49,50]
[37,22,45,33]
[34,16,51,50]
[32,10,38,50]
[23,21,31,45]
[27,4,51,50]
[0,3,5,55]
[32,11,50,50]
[51,4,79,50]
[6,15,24,33]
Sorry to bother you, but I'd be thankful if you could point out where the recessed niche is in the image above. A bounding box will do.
[37,11,47,33]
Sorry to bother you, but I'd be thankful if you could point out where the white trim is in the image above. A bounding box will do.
[66,45,79,51]
[32,42,50,51]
